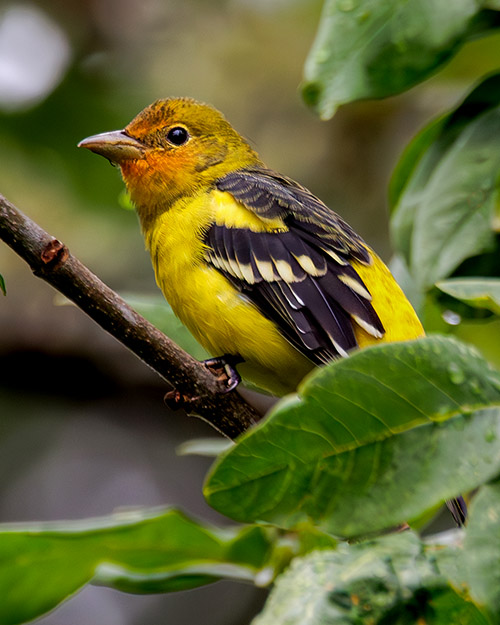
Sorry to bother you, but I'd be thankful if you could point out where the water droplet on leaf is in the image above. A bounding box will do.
[448,363,465,385]
[442,310,461,326]
[469,378,482,395]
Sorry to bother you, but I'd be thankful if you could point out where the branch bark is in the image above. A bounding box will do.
[0,194,261,438]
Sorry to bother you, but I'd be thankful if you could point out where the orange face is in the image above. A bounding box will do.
[119,140,202,213]
[79,97,261,219]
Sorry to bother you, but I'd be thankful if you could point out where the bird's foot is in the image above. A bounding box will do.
[163,354,243,409]
[203,354,243,393]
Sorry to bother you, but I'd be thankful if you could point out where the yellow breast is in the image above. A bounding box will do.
[144,190,313,395]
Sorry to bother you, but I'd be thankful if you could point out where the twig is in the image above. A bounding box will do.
[0,194,261,438]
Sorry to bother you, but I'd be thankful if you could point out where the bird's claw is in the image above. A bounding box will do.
[203,354,243,393]
[163,355,243,409]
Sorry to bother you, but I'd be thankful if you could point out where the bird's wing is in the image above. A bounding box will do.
[204,168,385,364]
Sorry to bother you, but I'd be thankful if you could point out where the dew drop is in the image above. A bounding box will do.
[448,362,466,385]
[469,378,482,395]
[442,310,461,326]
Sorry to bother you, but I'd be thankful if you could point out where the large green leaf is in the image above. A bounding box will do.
[204,336,500,538]
[253,532,488,625]
[390,74,500,289]
[0,508,273,625]
[436,278,500,315]
[302,0,499,119]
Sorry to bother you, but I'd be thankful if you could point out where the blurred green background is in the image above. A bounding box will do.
[1,1,500,623]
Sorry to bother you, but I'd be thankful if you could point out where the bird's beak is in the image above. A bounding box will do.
[78,130,145,163]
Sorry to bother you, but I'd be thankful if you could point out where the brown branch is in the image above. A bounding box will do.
[0,194,261,438]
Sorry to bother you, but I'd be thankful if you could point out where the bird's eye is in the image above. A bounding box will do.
[166,126,189,146]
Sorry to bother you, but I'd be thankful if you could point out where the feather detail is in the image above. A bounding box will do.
[203,167,387,363]
[204,226,381,361]
[338,273,372,300]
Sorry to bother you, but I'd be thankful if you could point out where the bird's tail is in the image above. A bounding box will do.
[446,496,467,526]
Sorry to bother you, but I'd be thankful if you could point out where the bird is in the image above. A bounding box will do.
[78,97,424,395]
[78,97,466,526]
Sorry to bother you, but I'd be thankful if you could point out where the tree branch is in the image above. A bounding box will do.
[0,194,261,438]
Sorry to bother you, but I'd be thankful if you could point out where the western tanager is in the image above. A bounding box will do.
[79,97,466,526]
[79,97,424,395]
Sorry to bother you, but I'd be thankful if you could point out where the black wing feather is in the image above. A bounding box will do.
[205,168,385,363]
[290,278,356,356]
[217,168,370,263]
[231,228,251,266]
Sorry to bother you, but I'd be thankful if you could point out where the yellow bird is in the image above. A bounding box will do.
[79,97,424,397]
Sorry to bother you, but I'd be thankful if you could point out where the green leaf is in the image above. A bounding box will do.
[122,293,210,360]
[436,278,500,315]
[388,115,448,216]
[302,0,498,119]
[388,254,424,313]
[253,532,488,625]
[204,336,500,538]
[390,73,500,288]
[0,273,5,296]
[0,508,273,625]
[460,483,500,618]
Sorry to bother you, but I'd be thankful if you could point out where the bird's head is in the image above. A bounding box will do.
[79,97,261,223]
